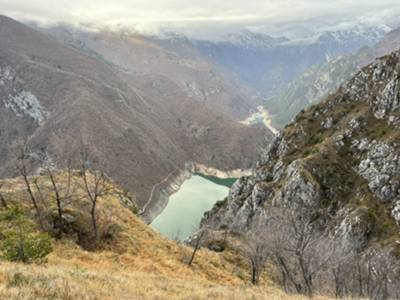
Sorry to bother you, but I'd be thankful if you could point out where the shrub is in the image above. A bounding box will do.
[214,198,228,209]
[0,207,53,263]
[265,174,274,182]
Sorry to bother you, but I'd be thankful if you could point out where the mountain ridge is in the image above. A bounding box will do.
[266,26,400,127]
[0,15,271,213]
[191,25,388,97]
[201,49,400,251]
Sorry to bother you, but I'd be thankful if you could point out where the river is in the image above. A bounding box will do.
[240,105,278,134]
[150,174,235,240]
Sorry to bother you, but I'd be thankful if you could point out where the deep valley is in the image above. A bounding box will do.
[1,5,400,299]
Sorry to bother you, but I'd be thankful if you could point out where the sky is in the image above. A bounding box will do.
[1,0,400,38]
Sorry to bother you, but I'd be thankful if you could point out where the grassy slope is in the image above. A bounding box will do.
[279,95,400,249]
[0,172,329,300]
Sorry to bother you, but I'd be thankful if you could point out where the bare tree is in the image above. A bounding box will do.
[258,208,304,293]
[79,150,108,242]
[286,214,326,296]
[245,206,344,296]
[346,248,398,298]
[47,168,63,221]
[32,177,46,207]
[45,161,74,232]
[220,200,400,298]
[255,205,400,298]
[15,142,44,230]
[242,216,270,285]
[359,249,400,299]
[188,229,207,266]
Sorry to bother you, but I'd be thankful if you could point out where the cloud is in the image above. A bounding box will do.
[0,0,399,37]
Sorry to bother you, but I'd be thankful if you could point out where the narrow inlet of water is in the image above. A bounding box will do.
[150,174,235,240]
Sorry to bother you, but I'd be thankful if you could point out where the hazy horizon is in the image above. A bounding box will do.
[1,0,400,39]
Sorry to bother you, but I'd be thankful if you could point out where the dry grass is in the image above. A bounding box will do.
[0,258,331,300]
[0,172,333,299]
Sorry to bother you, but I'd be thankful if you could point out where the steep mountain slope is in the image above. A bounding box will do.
[202,50,400,251]
[40,26,260,119]
[267,27,400,128]
[0,15,271,216]
[193,27,388,98]
[0,172,328,300]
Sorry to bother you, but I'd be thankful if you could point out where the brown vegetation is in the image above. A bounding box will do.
[0,172,332,300]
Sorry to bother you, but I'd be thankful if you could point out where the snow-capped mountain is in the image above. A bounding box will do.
[292,24,390,45]
[191,25,390,97]
[266,26,400,128]
[313,25,390,50]
[222,29,289,50]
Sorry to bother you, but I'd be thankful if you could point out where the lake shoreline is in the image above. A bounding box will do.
[140,162,251,224]
[150,175,232,240]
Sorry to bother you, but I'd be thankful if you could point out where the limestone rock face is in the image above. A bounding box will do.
[357,141,400,202]
[1,65,48,124]
[201,50,400,250]
[322,117,334,129]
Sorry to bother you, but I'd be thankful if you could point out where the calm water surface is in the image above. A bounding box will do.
[150,175,234,240]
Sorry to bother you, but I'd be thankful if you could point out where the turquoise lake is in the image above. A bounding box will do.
[150,175,234,240]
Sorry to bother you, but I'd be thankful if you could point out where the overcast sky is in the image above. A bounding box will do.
[1,0,399,38]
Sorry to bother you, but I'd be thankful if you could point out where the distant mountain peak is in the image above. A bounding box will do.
[222,29,289,49]
[315,25,390,45]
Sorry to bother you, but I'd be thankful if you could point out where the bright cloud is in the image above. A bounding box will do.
[0,0,399,37]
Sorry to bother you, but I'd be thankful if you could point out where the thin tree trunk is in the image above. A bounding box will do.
[357,258,363,297]
[381,274,389,300]
[48,169,63,224]
[299,255,313,297]
[91,197,98,241]
[22,169,44,230]
[251,260,258,285]
[280,266,288,293]
[23,171,39,211]
[278,256,302,293]
[332,267,342,299]
[33,179,46,206]
[188,231,205,266]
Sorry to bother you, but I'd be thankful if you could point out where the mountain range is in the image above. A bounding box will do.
[192,26,389,98]
[1,11,400,300]
[1,15,397,224]
[267,27,400,127]
[0,15,272,221]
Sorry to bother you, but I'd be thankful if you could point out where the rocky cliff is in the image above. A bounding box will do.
[201,50,400,251]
